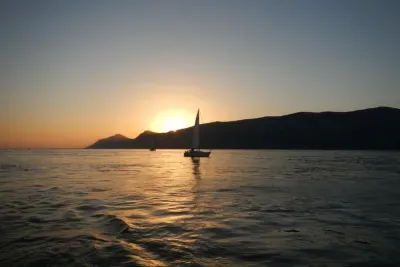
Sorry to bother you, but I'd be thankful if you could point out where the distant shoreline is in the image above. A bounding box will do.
[86,107,400,151]
[1,148,400,151]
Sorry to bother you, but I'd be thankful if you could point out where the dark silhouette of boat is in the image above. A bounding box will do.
[184,109,211,157]
[150,139,156,151]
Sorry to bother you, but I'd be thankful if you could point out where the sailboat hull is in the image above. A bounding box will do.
[184,150,211,157]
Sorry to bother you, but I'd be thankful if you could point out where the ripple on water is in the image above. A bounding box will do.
[76,204,107,212]
[0,164,17,170]
[91,188,108,192]
[49,202,67,208]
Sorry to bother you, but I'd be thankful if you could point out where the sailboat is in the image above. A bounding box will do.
[184,109,211,157]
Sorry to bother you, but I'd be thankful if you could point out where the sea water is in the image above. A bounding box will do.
[1,149,399,266]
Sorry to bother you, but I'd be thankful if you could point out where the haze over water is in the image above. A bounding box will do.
[1,149,399,266]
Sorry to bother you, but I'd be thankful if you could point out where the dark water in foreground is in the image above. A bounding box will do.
[1,150,400,267]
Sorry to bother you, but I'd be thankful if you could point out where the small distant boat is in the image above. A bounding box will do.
[184,109,211,157]
[150,140,156,151]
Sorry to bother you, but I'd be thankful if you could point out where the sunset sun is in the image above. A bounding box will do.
[161,117,185,132]
[149,109,192,133]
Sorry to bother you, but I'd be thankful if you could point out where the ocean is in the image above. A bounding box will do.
[1,149,399,266]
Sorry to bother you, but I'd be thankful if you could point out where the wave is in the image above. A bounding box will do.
[92,214,130,236]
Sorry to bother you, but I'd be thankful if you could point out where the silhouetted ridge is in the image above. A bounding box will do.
[88,134,130,149]
[136,130,157,138]
[109,134,128,140]
[86,107,400,150]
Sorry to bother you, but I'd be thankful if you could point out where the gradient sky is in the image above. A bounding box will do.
[1,0,399,148]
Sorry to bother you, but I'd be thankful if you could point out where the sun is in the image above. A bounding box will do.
[161,117,185,132]
[149,109,192,133]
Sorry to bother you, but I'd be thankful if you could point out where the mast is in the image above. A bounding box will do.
[192,109,200,150]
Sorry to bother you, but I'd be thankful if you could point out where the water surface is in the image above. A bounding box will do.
[1,149,400,266]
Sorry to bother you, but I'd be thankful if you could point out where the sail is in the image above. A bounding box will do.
[192,109,200,149]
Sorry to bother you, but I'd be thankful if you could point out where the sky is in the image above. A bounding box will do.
[1,0,399,148]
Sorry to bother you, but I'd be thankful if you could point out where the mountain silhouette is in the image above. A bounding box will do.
[86,107,400,150]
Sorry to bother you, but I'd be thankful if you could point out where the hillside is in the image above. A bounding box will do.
[86,107,400,150]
